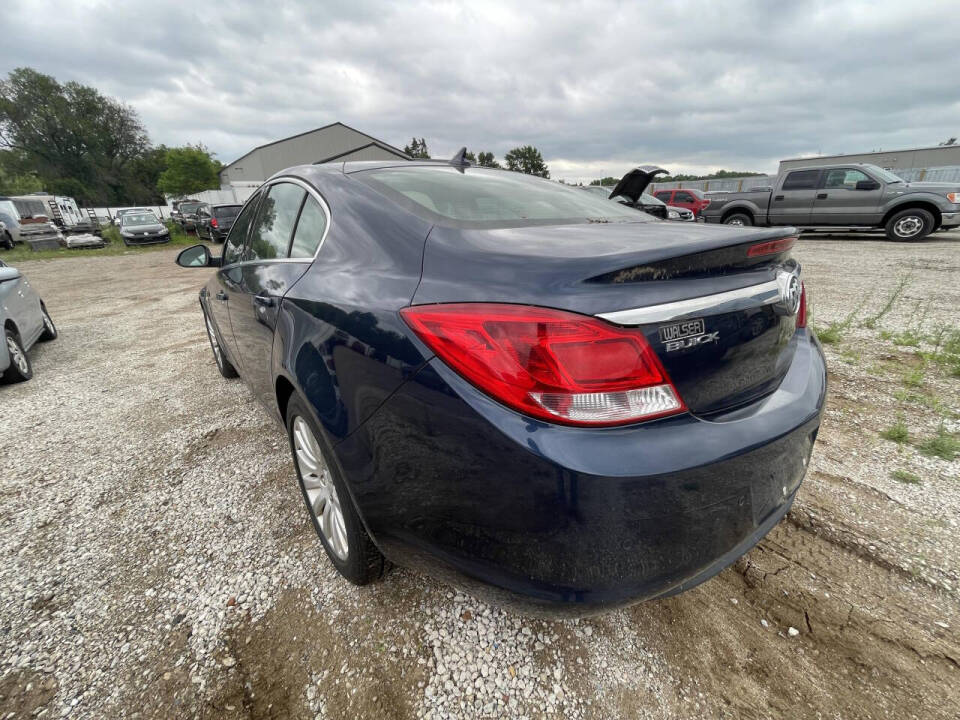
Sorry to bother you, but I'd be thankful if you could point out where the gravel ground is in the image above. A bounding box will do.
[1,231,958,719]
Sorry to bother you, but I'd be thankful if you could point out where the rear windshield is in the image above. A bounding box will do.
[122,213,158,226]
[180,203,203,212]
[213,205,241,219]
[358,166,646,228]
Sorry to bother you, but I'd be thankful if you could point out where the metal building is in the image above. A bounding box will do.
[219,122,410,184]
[778,144,960,174]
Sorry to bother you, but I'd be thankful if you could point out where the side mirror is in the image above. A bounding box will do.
[855,179,880,191]
[176,244,217,267]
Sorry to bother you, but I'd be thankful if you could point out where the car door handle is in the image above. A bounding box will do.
[216,291,228,302]
[817,193,828,199]
[253,294,274,308]
[774,195,784,201]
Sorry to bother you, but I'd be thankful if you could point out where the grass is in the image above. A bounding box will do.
[890,469,921,485]
[0,221,197,263]
[902,364,925,388]
[918,425,960,461]
[862,275,910,329]
[811,295,868,345]
[879,417,910,444]
[880,329,922,347]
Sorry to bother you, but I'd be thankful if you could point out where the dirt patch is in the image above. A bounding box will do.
[0,669,58,718]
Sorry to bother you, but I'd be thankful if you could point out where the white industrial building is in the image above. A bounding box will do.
[185,122,411,205]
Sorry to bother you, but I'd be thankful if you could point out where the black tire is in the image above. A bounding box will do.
[3,328,32,383]
[1,232,13,250]
[38,303,57,341]
[723,212,753,227]
[286,394,385,585]
[202,306,238,378]
[885,208,934,242]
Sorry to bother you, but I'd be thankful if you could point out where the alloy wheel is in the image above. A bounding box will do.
[42,309,55,335]
[7,336,28,375]
[292,416,349,560]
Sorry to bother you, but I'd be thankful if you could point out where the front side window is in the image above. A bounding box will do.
[782,170,821,190]
[359,166,644,228]
[289,196,327,258]
[823,169,870,189]
[674,191,695,202]
[223,192,260,266]
[245,182,306,261]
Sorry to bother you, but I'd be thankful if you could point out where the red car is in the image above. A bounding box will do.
[653,188,711,217]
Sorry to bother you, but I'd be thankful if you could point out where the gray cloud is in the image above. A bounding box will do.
[3,0,958,182]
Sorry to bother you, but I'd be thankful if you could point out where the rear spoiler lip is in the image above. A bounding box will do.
[597,265,800,326]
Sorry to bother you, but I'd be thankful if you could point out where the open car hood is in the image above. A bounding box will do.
[608,166,669,203]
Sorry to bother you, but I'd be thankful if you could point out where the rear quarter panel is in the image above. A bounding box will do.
[271,172,434,443]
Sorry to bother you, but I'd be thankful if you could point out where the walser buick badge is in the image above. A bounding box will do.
[658,270,801,353]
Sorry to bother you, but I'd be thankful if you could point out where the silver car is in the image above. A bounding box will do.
[0,259,57,383]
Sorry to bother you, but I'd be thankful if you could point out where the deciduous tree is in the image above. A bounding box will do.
[504,145,549,178]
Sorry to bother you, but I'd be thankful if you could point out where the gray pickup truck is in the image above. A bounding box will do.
[701,163,960,241]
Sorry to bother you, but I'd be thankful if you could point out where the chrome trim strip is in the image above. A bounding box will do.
[220,175,332,269]
[598,276,787,326]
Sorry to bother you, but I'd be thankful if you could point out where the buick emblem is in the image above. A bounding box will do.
[775,271,802,316]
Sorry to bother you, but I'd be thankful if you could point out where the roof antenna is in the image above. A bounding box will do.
[449,147,471,171]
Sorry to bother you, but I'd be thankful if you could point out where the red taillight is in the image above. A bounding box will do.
[400,303,686,426]
[797,283,807,328]
[747,236,796,257]
[210,218,218,228]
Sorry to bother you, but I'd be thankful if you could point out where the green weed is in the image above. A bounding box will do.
[890,469,921,484]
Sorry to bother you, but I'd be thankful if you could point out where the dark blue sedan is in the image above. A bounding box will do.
[176,155,826,614]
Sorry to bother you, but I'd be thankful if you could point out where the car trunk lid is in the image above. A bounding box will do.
[414,220,802,416]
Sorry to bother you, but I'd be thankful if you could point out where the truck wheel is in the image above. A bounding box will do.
[1,232,13,250]
[885,208,934,241]
[723,212,753,227]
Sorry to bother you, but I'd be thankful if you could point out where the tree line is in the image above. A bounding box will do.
[0,68,222,205]
[0,67,560,207]
[403,138,550,177]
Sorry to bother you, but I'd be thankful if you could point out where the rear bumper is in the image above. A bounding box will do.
[334,330,826,614]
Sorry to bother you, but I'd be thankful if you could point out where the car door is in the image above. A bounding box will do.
[653,190,673,205]
[211,192,261,370]
[768,169,822,225]
[228,180,318,410]
[811,168,883,225]
[0,269,41,348]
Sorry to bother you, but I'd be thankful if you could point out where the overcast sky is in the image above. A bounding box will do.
[3,0,958,182]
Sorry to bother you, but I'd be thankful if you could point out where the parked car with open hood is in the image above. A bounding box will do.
[700,163,960,240]
[175,200,206,231]
[0,259,57,383]
[119,211,170,246]
[195,204,242,242]
[174,152,825,614]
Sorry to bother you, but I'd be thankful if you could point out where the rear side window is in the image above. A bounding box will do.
[782,170,821,190]
[654,191,671,201]
[245,182,306,261]
[223,193,260,266]
[289,196,327,259]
